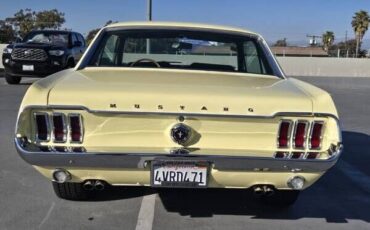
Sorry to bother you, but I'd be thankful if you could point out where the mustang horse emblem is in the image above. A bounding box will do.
[171,123,191,145]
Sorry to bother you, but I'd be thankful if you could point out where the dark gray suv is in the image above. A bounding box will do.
[2,30,86,84]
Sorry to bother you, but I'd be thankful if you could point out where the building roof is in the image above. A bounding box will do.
[271,46,328,57]
[106,21,258,36]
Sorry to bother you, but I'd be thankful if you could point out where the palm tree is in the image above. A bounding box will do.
[322,31,335,51]
[352,10,370,57]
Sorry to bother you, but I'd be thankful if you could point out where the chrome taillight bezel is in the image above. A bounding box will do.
[33,112,50,142]
[51,113,67,143]
[68,113,84,143]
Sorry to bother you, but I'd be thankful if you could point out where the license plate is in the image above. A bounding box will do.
[151,161,208,188]
[22,65,34,71]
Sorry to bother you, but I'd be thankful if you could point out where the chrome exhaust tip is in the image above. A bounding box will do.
[263,186,275,197]
[94,180,105,191]
[83,180,94,191]
[253,186,264,196]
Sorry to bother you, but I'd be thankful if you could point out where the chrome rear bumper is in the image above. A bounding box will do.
[15,138,342,172]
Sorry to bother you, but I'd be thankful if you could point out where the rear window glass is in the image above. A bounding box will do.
[88,29,273,75]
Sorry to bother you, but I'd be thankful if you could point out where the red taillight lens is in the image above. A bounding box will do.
[310,122,323,149]
[69,114,83,142]
[35,113,49,141]
[52,114,66,142]
[278,121,292,148]
[294,121,307,148]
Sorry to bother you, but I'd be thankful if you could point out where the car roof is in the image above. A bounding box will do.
[29,30,80,34]
[105,21,259,37]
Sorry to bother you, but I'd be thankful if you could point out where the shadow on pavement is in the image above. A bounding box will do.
[66,131,370,223]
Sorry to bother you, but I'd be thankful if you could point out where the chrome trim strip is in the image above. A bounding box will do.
[15,138,342,172]
[18,105,340,120]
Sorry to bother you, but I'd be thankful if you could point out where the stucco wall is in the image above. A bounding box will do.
[276,57,370,77]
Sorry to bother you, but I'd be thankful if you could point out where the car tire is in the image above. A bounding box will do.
[260,190,300,206]
[5,73,21,84]
[52,182,89,200]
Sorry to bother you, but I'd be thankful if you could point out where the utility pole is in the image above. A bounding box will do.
[345,30,348,58]
[146,0,152,54]
[147,0,152,21]
[307,34,322,46]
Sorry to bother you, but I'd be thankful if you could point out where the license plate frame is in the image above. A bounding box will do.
[151,160,209,188]
[22,65,34,71]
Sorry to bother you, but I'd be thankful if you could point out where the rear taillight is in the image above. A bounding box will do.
[310,122,323,149]
[277,121,292,148]
[34,113,49,141]
[276,119,325,160]
[69,114,83,143]
[52,113,66,142]
[293,121,308,148]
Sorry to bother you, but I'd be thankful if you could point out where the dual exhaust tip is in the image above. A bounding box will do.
[83,180,105,191]
[52,169,106,191]
[253,185,275,197]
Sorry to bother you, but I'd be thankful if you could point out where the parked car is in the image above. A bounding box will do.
[2,30,86,84]
[14,22,343,205]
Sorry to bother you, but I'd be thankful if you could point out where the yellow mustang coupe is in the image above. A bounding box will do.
[15,22,342,205]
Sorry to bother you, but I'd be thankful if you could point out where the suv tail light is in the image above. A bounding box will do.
[310,122,323,149]
[293,121,308,148]
[278,121,292,148]
[69,114,83,143]
[34,113,50,141]
[52,113,66,142]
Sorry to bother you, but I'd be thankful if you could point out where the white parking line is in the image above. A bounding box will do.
[135,194,156,230]
[337,160,370,193]
[38,202,55,228]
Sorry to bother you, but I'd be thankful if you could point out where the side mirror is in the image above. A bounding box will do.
[74,41,82,47]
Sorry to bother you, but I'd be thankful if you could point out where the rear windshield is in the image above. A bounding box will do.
[88,29,274,75]
[24,32,69,46]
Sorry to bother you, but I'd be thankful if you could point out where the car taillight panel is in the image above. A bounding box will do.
[293,121,308,148]
[52,113,67,142]
[69,114,83,143]
[277,120,292,148]
[34,113,50,141]
[275,119,325,160]
[34,112,83,144]
[310,121,324,149]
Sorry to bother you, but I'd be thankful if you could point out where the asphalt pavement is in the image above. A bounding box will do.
[0,73,370,230]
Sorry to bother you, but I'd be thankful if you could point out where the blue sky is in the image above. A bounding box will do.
[1,0,369,45]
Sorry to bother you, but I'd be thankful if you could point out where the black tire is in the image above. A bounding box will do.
[5,73,21,84]
[52,182,89,200]
[260,190,300,206]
